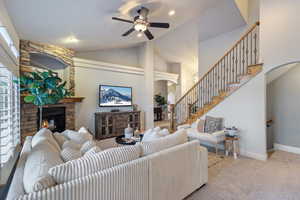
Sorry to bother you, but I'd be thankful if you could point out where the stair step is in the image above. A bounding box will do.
[248,64,263,75]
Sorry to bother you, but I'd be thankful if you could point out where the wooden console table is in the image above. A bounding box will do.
[94,111,141,140]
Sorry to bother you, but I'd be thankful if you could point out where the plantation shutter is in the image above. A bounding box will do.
[0,62,20,165]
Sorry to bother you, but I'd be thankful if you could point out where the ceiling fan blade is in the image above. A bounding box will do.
[112,17,133,23]
[144,30,154,40]
[149,22,170,29]
[122,28,135,37]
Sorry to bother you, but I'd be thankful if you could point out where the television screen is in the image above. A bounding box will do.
[99,85,132,107]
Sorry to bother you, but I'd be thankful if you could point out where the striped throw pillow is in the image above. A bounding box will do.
[49,145,141,184]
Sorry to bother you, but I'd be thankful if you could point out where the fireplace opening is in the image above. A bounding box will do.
[37,107,66,132]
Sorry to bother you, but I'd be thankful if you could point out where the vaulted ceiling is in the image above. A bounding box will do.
[5,0,227,51]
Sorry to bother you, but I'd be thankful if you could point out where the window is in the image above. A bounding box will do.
[0,62,20,165]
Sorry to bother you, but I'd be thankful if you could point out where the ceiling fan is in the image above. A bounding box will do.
[112,7,170,40]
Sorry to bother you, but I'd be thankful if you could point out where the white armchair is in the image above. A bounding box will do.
[178,123,226,155]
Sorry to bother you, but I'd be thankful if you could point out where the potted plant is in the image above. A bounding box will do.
[154,94,167,107]
[15,70,70,128]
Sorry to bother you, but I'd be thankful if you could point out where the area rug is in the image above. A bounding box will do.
[208,152,224,168]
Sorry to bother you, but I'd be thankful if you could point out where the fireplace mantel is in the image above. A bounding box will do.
[21,95,85,104]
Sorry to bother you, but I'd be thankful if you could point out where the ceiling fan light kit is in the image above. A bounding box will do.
[112,6,170,40]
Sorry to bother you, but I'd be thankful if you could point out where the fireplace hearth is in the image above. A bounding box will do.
[38,107,66,132]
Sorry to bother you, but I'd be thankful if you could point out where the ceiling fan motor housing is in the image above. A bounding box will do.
[134,16,149,32]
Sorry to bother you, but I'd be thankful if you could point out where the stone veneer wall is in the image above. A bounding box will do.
[20,40,75,94]
[21,103,75,141]
[19,40,76,140]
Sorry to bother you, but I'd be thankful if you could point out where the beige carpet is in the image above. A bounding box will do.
[185,150,300,200]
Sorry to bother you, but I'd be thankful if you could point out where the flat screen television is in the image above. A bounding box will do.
[99,85,132,107]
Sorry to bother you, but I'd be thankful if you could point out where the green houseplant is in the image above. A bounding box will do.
[154,94,167,106]
[16,70,70,128]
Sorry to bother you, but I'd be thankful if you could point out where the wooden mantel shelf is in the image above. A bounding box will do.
[21,95,85,104]
[59,97,85,103]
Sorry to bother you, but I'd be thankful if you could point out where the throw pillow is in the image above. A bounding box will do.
[62,140,81,150]
[197,119,205,133]
[53,132,68,148]
[84,146,102,157]
[204,116,223,133]
[61,147,82,162]
[191,119,199,129]
[62,129,93,145]
[142,128,164,142]
[157,128,170,137]
[23,140,63,193]
[80,140,97,154]
[49,145,141,184]
[32,128,60,152]
[141,129,188,156]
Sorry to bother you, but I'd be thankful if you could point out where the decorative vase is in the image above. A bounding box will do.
[124,124,133,139]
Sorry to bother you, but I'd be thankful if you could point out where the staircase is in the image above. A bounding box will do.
[171,22,262,130]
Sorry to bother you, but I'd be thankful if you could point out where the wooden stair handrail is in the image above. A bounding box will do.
[175,22,260,106]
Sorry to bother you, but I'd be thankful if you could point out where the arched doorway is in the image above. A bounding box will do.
[266,62,300,154]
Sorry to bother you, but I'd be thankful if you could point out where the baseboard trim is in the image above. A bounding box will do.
[240,149,268,161]
[274,143,300,155]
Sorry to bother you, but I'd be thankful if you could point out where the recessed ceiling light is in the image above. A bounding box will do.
[63,35,79,44]
[168,10,175,16]
[137,33,143,38]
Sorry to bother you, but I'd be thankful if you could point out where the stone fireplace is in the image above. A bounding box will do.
[19,40,83,141]
[39,107,66,132]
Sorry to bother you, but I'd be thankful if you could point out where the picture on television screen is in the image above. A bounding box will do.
[99,85,132,107]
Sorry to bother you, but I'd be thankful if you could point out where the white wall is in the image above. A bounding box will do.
[76,46,140,68]
[234,0,249,23]
[260,0,300,73]
[198,0,259,77]
[154,80,168,99]
[203,73,267,160]
[154,20,199,94]
[198,26,246,77]
[267,64,300,149]
[75,65,146,133]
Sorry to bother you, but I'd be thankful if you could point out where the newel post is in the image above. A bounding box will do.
[170,104,175,131]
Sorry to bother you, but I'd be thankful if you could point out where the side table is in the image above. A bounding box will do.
[225,135,240,159]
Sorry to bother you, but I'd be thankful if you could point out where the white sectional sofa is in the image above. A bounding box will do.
[7,129,208,200]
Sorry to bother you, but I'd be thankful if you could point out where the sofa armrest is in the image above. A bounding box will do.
[147,140,208,200]
[212,130,226,138]
[17,157,150,200]
[177,124,191,130]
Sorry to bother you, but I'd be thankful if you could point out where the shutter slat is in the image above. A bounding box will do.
[0,64,20,165]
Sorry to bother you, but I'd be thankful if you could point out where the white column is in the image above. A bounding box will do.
[140,42,154,129]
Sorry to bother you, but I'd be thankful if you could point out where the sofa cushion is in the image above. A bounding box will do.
[187,128,226,143]
[53,132,68,148]
[62,129,93,145]
[32,128,60,152]
[62,140,81,150]
[204,116,223,133]
[80,140,97,154]
[158,128,170,137]
[61,147,82,162]
[141,129,188,156]
[6,137,32,200]
[49,145,141,184]
[197,119,205,132]
[84,146,102,157]
[142,128,164,142]
[23,140,63,193]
